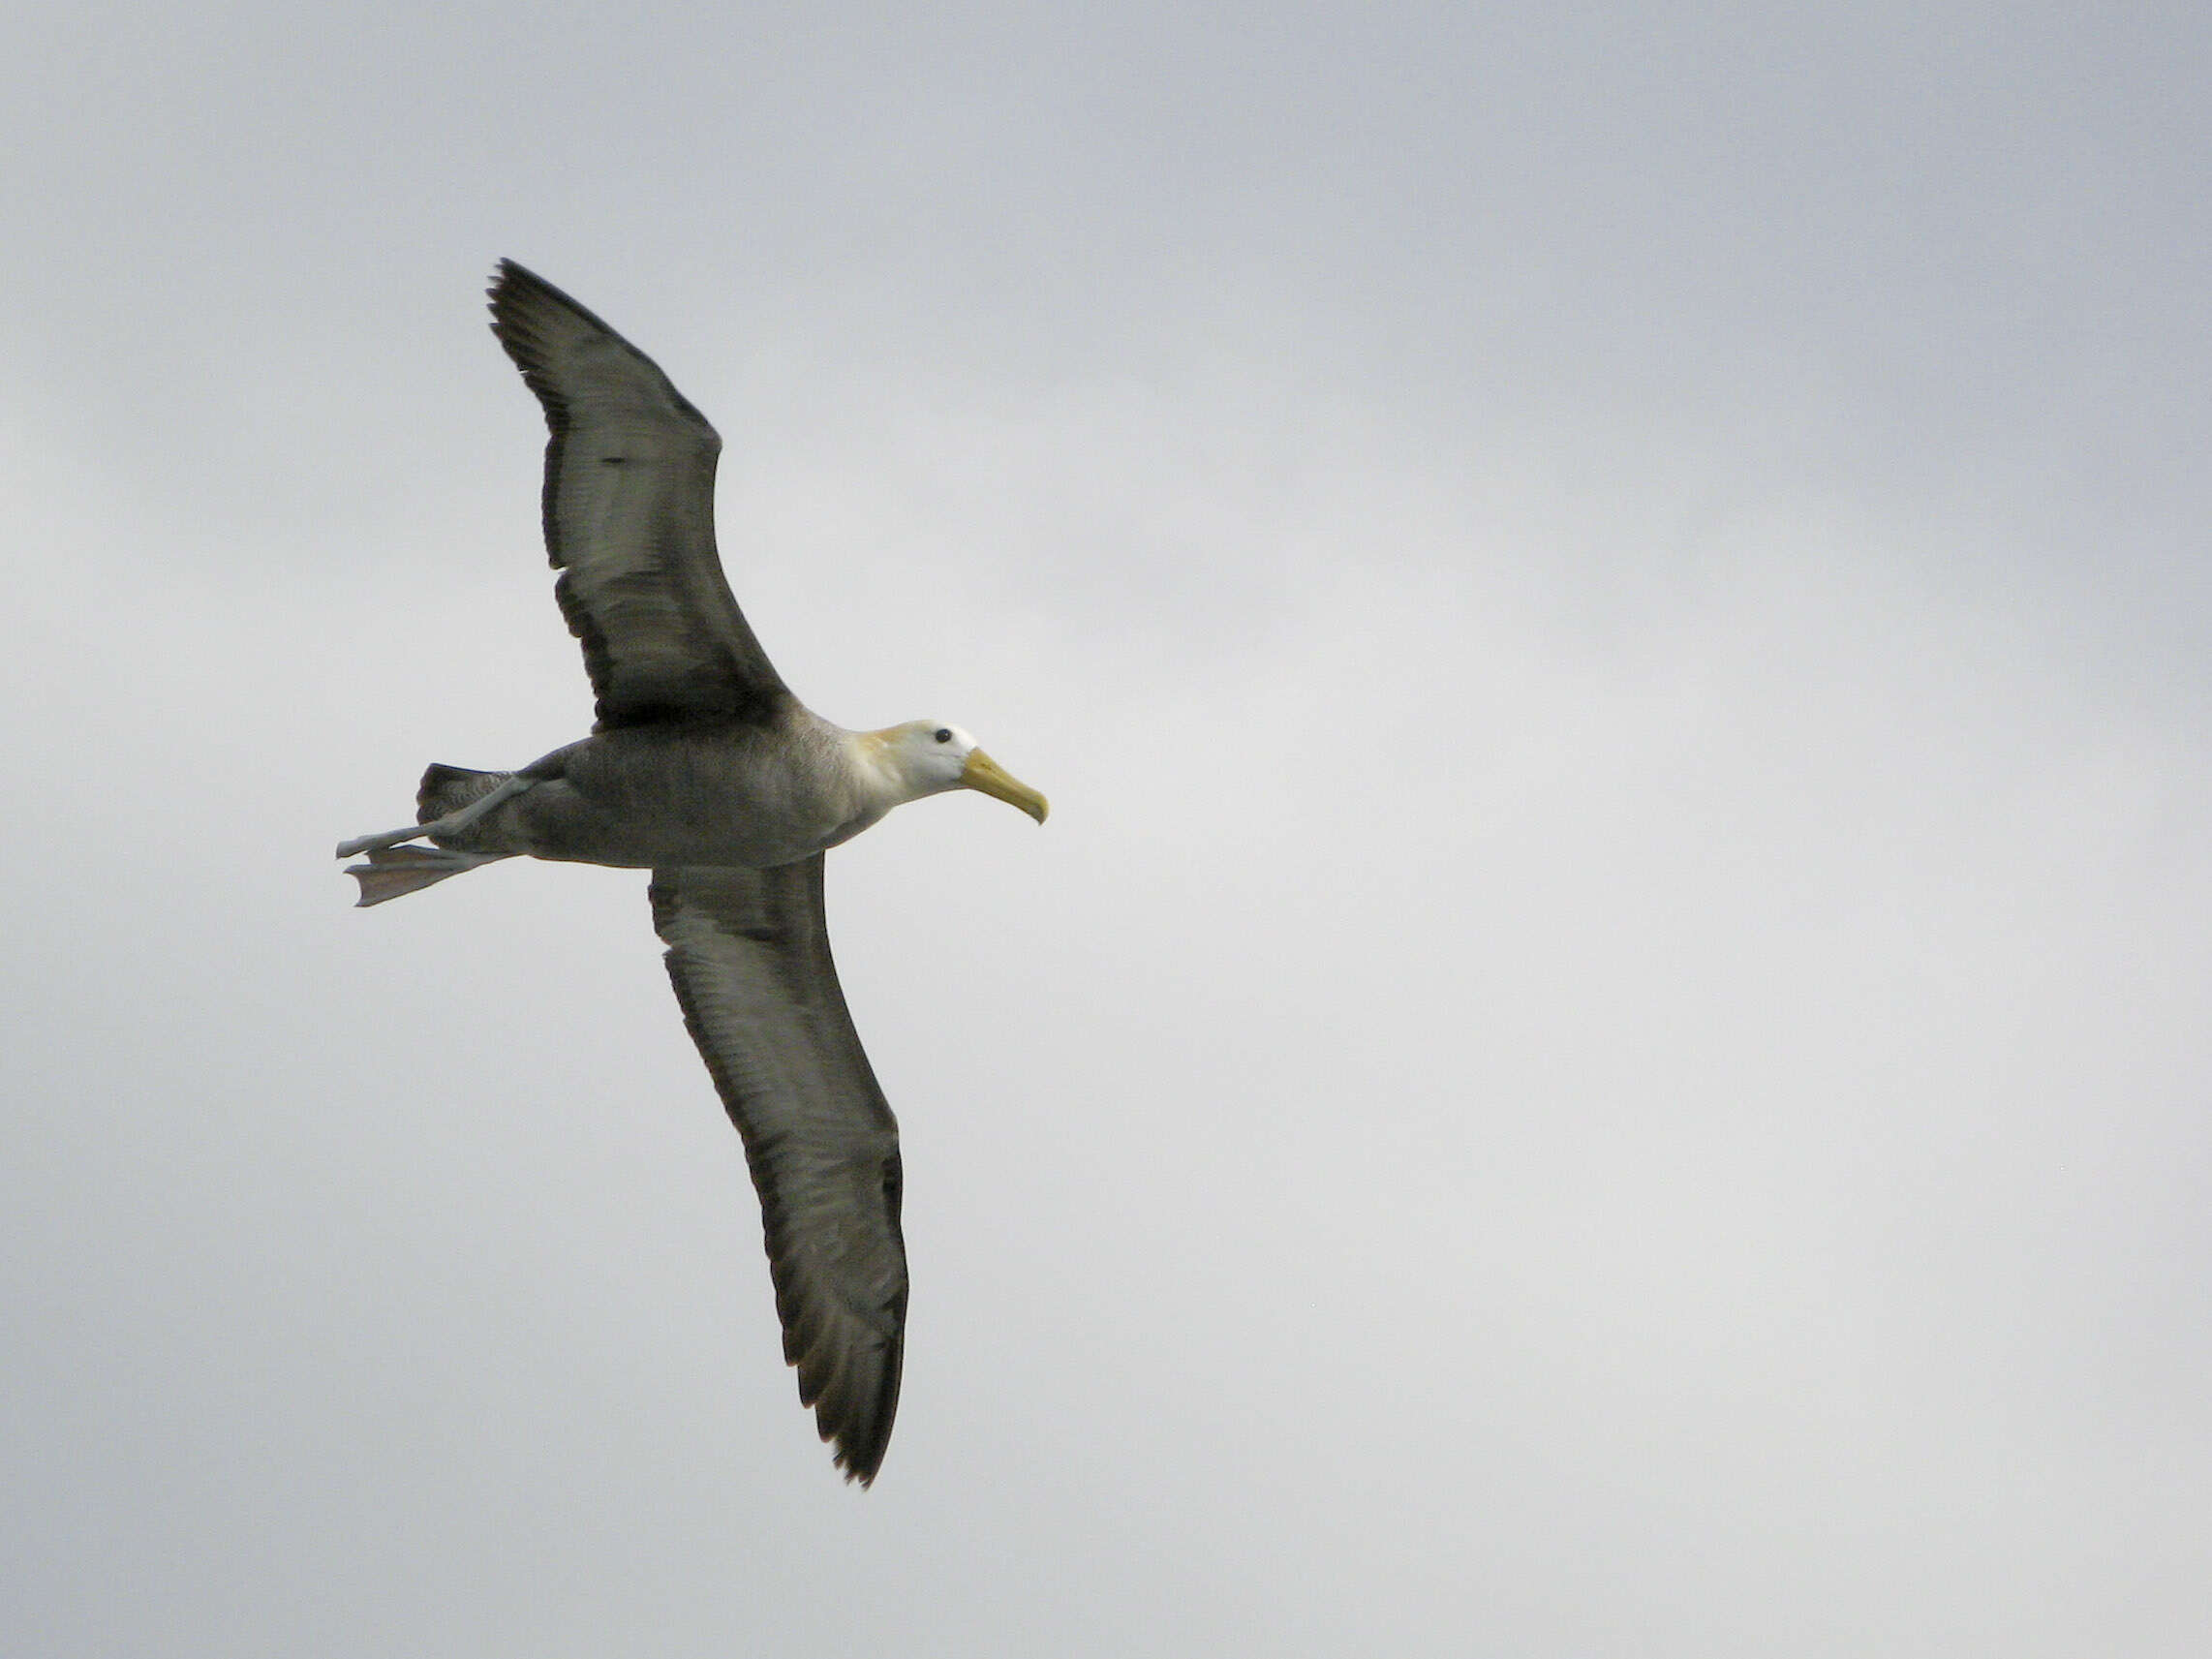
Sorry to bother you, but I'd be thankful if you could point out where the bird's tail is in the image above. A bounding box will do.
[418,762,512,827]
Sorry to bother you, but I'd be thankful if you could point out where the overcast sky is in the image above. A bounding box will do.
[6,4,2211,1654]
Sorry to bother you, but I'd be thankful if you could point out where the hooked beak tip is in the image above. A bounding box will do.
[960,749,1049,824]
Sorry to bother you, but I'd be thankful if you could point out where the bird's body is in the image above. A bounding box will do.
[336,261,1046,1485]
[430,714,906,870]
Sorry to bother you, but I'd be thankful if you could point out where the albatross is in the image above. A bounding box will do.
[335,261,1048,1485]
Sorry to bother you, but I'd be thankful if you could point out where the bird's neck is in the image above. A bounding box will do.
[844,727,936,813]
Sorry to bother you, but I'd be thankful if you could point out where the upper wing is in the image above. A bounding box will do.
[489,261,791,729]
[650,858,907,1484]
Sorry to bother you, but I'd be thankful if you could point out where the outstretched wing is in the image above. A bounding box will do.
[489,260,791,729]
[650,858,907,1484]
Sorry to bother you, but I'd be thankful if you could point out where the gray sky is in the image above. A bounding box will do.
[6,4,2211,1654]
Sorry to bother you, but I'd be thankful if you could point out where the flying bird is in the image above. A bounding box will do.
[336,261,1048,1485]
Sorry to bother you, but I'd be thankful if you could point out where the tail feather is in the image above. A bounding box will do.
[346,845,506,907]
[418,762,509,824]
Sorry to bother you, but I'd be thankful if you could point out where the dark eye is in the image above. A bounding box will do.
[934,728,952,744]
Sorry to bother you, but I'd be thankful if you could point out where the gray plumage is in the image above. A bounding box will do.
[338,261,1048,1485]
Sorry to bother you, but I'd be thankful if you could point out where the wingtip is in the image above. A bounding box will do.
[833,1433,890,1488]
[489,254,540,294]
[487,258,545,328]
[795,1327,901,1489]
[802,1357,900,1489]
[484,260,583,390]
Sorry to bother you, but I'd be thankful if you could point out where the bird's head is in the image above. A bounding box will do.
[875,722,1049,822]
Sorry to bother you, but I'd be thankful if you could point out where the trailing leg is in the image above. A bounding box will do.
[334,771,538,859]
[344,844,512,906]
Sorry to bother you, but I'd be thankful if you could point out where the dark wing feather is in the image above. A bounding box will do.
[650,858,907,1484]
[488,260,790,729]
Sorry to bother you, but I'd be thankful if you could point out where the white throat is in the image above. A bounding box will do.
[845,728,948,813]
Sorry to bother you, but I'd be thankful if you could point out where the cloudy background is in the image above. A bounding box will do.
[6,4,2210,1653]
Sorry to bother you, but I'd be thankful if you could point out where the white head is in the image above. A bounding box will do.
[871,721,1050,821]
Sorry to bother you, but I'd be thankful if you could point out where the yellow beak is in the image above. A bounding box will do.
[960,749,1050,823]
